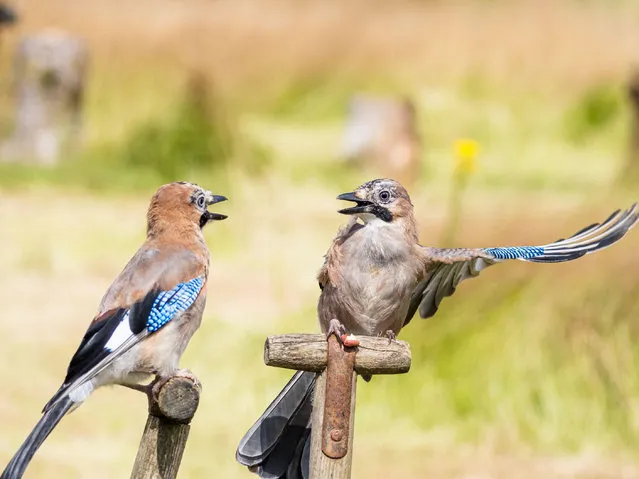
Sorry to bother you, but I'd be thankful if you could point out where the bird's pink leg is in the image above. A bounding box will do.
[120,383,149,394]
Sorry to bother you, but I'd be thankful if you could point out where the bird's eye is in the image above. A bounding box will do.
[379,190,391,203]
[196,195,206,208]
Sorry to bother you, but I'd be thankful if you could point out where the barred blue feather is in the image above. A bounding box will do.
[43,275,206,411]
[483,246,544,260]
[147,276,205,332]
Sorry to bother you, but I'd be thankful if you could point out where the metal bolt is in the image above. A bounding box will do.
[330,428,343,442]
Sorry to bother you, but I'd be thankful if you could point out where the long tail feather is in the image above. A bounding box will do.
[253,396,313,479]
[1,396,74,479]
[237,371,315,478]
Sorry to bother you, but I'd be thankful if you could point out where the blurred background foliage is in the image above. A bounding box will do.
[1,0,639,478]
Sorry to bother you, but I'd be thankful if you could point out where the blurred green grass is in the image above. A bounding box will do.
[1,1,639,478]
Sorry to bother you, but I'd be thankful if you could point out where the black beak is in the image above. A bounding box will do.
[203,194,228,223]
[207,194,228,206]
[337,191,372,215]
[205,212,228,221]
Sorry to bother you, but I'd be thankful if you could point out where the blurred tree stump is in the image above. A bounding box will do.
[340,94,422,187]
[0,3,16,27]
[0,29,88,165]
[0,3,16,58]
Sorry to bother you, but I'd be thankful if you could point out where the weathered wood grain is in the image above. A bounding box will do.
[264,334,411,375]
[130,375,201,479]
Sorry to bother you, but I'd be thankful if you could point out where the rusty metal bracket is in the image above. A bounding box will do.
[321,334,356,459]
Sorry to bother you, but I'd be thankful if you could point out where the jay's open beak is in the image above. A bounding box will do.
[205,194,228,221]
[337,191,373,216]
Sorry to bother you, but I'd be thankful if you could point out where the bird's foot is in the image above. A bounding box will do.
[326,318,347,341]
[174,368,202,390]
[384,329,397,345]
[148,376,167,403]
[326,319,360,347]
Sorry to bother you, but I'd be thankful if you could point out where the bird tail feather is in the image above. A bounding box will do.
[236,371,315,479]
[1,396,74,479]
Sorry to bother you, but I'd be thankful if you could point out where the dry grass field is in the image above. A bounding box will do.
[1,0,639,478]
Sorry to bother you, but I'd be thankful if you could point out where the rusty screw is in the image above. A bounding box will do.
[330,428,343,442]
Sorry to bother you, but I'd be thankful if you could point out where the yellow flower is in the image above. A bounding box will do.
[453,138,480,174]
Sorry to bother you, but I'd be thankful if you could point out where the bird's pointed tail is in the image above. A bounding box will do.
[1,396,74,479]
[237,371,316,479]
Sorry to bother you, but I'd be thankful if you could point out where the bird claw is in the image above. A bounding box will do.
[326,319,347,342]
[149,376,168,402]
[172,368,202,389]
[385,330,397,345]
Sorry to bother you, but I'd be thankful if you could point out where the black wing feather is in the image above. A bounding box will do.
[63,308,127,384]
[43,289,162,412]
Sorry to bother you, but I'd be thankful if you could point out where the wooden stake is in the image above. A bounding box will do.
[263,333,411,479]
[130,375,201,479]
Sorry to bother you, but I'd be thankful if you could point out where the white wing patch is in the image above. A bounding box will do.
[104,313,133,352]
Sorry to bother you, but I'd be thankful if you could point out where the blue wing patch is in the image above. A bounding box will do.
[58,276,204,386]
[483,246,545,260]
[43,275,206,413]
[147,276,205,332]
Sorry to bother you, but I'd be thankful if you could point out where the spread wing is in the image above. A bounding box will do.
[405,204,638,326]
[44,247,207,412]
